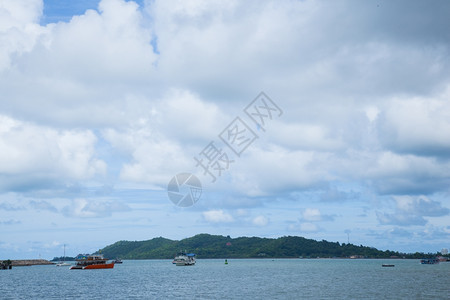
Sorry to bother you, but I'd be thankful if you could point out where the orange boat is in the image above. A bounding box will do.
[70,254,114,270]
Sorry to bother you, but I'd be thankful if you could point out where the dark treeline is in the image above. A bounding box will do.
[90,234,444,260]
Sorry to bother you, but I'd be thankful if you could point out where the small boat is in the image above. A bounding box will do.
[382,264,395,267]
[70,254,114,270]
[420,258,439,264]
[56,244,71,267]
[113,259,123,264]
[172,252,184,264]
[173,252,196,266]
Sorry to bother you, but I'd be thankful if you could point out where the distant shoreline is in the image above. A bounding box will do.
[5,257,449,263]
[98,233,449,260]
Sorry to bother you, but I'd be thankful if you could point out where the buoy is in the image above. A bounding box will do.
[225,259,228,265]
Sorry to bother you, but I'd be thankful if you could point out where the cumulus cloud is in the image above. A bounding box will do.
[376,211,427,227]
[229,146,331,197]
[363,151,450,195]
[302,208,322,222]
[418,225,450,240]
[377,195,450,226]
[379,92,450,157]
[301,208,335,222]
[0,115,106,192]
[29,200,57,212]
[320,187,358,202]
[0,0,43,70]
[202,210,234,223]
[101,89,229,187]
[287,220,321,233]
[299,223,319,233]
[0,0,157,128]
[62,198,131,218]
[2,0,450,199]
[394,195,450,217]
[252,215,269,226]
[367,225,449,253]
[1,0,450,257]
[43,240,61,248]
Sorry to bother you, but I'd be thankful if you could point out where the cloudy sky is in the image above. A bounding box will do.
[1,0,449,259]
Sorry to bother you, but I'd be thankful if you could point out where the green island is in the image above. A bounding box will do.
[76,234,447,260]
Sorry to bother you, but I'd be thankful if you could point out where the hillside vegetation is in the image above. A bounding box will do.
[95,234,438,259]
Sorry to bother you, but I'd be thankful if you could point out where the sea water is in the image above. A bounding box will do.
[0,259,448,299]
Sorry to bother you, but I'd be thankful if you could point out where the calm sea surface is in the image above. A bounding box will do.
[1,259,448,299]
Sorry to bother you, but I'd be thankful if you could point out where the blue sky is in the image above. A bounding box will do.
[0,0,449,259]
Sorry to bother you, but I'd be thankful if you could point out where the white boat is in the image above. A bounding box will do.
[56,244,71,267]
[173,252,196,266]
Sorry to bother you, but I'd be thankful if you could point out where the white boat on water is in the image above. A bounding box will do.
[173,252,196,266]
[56,244,71,267]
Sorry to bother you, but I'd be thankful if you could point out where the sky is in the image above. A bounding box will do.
[0,0,449,259]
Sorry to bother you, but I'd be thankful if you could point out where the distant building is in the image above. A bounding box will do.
[441,248,448,255]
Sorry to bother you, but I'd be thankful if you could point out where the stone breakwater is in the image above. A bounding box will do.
[11,259,54,266]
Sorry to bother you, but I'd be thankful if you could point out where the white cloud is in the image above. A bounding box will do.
[252,215,268,226]
[62,198,131,218]
[379,92,450,157]
[364,106,380,123]
[394,195,450,217]
[39,0,156,81]
[156,89,227,142]
[361,151,450,195]
[202,210,234,223]
[0,0,157,128]
[0,0,43,70]
[302,208,322,222]
[103,124,192,187]
[376,211,426,227]
[269,122,344,152]
[0,0,42,29]
[43,241,61,249]
[0,115,106,192]
[288,222,320,233]
[230,146,331,197]
[377,195,449,226]
[299,222,319,233]
[236,209,248,217]
[1,0,450,257]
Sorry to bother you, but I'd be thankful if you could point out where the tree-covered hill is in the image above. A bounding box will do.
[95,233,439,259]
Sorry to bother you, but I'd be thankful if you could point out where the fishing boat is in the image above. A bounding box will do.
[56,244,70,267]
[173,252,196,266]
[382,264,395,267]
[113,259,123,264]
[70,254,114,270]
[420,258,439,264]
